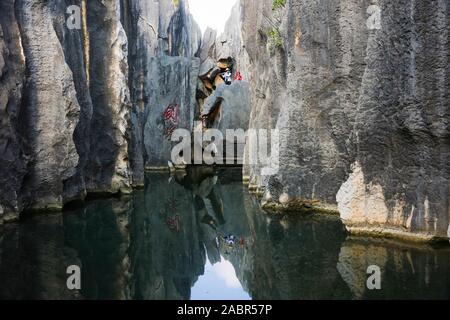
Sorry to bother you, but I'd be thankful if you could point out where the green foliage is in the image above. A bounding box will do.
[173,0,179,7]
[267,28,283,52]
[272,0,285,10]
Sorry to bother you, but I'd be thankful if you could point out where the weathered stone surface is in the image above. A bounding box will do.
[198,2,250,84]
[202,81,250,132]
[52,0,94,204]
[142,56,200,167]
[0,0,202,215]
[239,0,450,240]
[1,0,448,244]
[84,0,132,194]
[199,57,215,78]
[337,0,450,239]
[200,28,217,63]
[0,1,27,221]
[124,0,201,172]
[17,0,82,210]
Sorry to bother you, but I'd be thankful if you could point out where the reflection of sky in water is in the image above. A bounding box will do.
[191,256,251,300]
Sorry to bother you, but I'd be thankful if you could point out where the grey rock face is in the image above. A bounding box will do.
[0,0,133,216]
[214,2,250,77]
[84,0,132,194]
[239,0,450,239]
[50,1,94,204]
[124,0,201,172]
[0,0,203,215]
[142,56,200,167]
[202,81,250,132]
[338,0,450,238]
[199,28,217,65]
[0,1,27,220]
[17,0,81,210]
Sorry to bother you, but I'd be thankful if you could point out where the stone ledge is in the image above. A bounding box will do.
[145,166,170,172]
[345,225,449,244]
[145,165,187,172]
[0,212,19,225]
[261,199,340,216]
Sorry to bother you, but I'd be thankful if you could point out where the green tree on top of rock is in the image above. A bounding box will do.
[267,28,283,53]
[272,0,285,10]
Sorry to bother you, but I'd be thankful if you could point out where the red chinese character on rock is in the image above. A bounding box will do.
[166,215,181,232]
[164,104,180,126]
[234,71,243,81]
[163,104,180,140]
[164,126,176,140]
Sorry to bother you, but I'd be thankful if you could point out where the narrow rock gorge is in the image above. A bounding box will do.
[0,0,449,245]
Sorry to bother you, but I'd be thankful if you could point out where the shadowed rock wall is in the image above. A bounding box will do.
[0,0,202,221]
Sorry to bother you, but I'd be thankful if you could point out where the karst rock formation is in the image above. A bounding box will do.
[0,0,449,241]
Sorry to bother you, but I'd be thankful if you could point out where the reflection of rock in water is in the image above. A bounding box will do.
[231,203,352,299]
[1,170,450,300]
[127,167,252,300]
[128,173,206,299]
[64,199,131,300]
[337,238,450,300]
[0,214,79,299]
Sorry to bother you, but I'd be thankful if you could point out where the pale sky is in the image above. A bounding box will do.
[191,257,251,300]
[188,0,238,35]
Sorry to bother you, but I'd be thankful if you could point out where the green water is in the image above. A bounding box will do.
[0,167,449,300]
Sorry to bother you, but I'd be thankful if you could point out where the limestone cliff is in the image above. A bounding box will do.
[236,0,449,240]
[0,0,449,243]
[123,0,201,172]
[0,0,202,222]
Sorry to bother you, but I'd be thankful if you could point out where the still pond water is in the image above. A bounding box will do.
[0,168,449,299]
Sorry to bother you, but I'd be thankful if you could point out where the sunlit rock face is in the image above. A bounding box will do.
[202,81,250,132]
[336,1,450,239]
[197,2,251,161]
[238,0,450,240]
[7,0,83,213]
[84,0,132,195]
[0,0,132,215]
[241,0,369,203]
